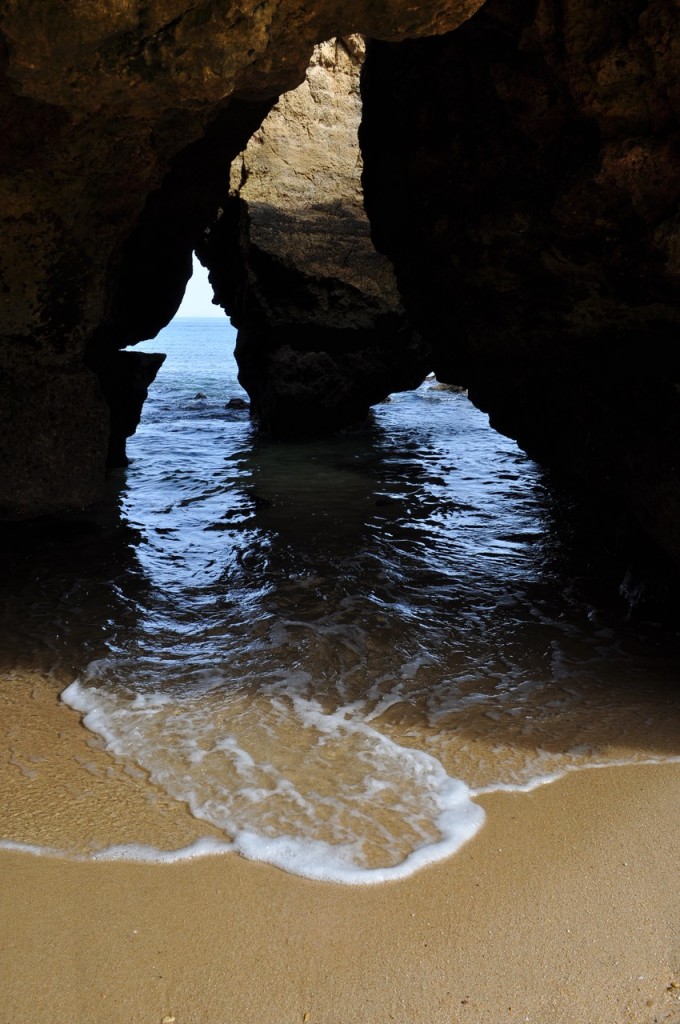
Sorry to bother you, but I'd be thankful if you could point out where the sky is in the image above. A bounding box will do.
[175,255,224,318]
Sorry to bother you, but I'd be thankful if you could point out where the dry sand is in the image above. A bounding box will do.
[2,670,680,1024]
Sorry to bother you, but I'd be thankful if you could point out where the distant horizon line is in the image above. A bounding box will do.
[174,313,230,320]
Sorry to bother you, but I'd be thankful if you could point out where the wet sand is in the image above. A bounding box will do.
[2,685,680,1024]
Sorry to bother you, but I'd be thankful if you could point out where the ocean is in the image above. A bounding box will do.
[2,316,680,882]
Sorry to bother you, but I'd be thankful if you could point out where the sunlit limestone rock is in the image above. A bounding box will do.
[199,37,429,436]
[0,0,481,516]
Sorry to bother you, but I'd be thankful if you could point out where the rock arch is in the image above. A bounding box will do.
[360,0,680,570]
[2,0,680,580]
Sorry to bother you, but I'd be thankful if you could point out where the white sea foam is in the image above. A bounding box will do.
[57,656,680,883]
[53,610,680,886]
[59,675,486,884]
[0,836,235,863]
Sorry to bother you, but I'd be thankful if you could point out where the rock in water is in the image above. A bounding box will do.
[199,37,429,437]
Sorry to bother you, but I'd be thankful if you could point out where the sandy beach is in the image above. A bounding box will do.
[2,668,680,1024]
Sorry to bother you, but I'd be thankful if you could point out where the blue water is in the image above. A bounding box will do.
[5,317,680,881]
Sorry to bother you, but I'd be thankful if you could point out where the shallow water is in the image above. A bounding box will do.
[2,317,680,882]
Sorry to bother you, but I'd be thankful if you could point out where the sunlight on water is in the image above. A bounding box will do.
[3,317,680,881]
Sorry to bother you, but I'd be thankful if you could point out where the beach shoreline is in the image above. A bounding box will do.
[3,317,680,1023]
[2,760,680,1024]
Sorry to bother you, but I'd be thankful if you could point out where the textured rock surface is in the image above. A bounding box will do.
[0,0,481,516]
[361,0,680,567]
[3,0,680,584]
[199,36,429,435]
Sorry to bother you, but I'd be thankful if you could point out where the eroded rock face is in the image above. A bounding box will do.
[360,0,680,567]
[199,36,429,435]
[0,0,481,516]
[4,0,680,586]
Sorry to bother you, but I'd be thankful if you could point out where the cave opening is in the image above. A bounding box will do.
[4,3,680,1005]
[130,254,246,449]
[104,23,680,624]
[175,255,226,322]
[107,33,435,464]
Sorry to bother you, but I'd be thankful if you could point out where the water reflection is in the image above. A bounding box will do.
[114,378,680,770]
[1,331,680,875]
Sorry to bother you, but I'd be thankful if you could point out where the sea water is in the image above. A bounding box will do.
[3,317,680,882]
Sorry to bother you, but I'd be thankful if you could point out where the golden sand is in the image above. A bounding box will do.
[2,669,680,1024]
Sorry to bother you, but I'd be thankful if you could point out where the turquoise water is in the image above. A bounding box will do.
[4,316,680,881]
